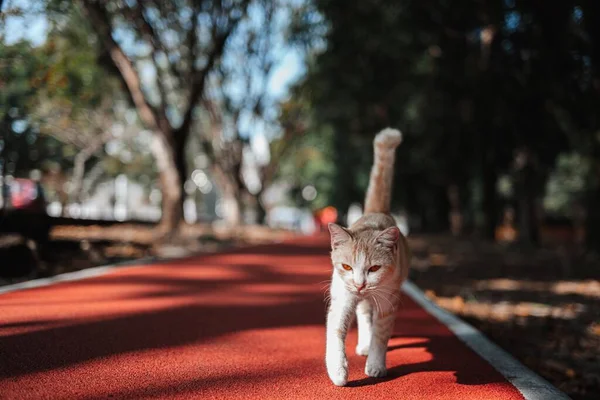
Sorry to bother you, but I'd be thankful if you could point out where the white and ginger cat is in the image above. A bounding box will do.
[325,128,410,386]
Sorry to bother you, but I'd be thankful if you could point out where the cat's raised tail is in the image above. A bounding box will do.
[363,127,403,214]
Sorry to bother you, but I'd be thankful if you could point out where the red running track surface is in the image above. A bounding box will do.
[0,236,524,400]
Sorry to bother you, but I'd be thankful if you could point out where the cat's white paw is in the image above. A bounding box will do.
[365,362,387,378]
[355,343,369,356]
[327,358,348,386]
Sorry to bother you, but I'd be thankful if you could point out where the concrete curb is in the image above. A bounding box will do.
[402,280,571,400]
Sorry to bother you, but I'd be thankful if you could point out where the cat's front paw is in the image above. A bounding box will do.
[326,357,348,386]
[355,343,369,356]
[365,361,387,378]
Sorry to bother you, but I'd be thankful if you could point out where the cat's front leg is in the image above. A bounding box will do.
[325,294,357,386]
[355,299,373,356]
[364,309,396,378]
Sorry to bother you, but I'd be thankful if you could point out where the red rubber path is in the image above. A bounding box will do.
[0,236,524,399]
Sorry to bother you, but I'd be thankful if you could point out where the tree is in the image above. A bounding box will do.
[197,92,307,224]
[293,0,594,245]
[275,96,335,212]
[0,40,73,183]
[574,1,600,249]
[182,0,308,225]
[71,0,251,235]
[24,7,144,207]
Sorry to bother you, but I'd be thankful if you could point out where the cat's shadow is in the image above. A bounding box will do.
[347,334,505,388]
[386,337,429,353]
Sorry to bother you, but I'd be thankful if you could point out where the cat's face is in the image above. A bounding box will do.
[328,224,399,295]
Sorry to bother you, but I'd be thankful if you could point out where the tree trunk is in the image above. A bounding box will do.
[447,184,463,236]
[150,133,182,236]
[70,152,90,205]
[0,130,5,215]
[255,196,267,225]
[513,149,540,246]
[81,161,105,197]
[62,152,89,217]
[585,156,600,250]
[174,133,188,219]
[221,187,243,225]
[211,164,244,226]
[515,190,540,246]
[579,3,600,251]
[67,132,111,210]
[243,189,266,225]
[331,127,354,220]
[482,161,498,240]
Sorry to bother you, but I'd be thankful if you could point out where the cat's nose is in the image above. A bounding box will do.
[354,282,366,292]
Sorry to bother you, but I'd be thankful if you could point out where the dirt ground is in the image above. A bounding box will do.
[1,227,597,399]
[408,235,599,400]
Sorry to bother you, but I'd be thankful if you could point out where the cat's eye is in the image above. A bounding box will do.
[369,265,381,273]
[341,263,352,271]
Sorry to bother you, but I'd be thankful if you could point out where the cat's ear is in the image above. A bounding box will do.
[328,223,352,248]
[376,226,400,249]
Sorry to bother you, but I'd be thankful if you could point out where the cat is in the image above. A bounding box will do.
[325,128,410,386]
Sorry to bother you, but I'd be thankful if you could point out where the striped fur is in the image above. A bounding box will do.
[364,128,402,214]
[325,128,409,387]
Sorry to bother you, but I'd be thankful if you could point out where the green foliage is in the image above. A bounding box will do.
[287,0,600,236]
[277,123,336,210]
[32,6,123,137]
[544,153,591,217]
[1,4,154,195]
[0,40,71,177]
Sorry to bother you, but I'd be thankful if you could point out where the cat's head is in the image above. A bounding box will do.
[328,223,400,294]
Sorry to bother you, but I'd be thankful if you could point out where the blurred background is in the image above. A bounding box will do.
[1,0,599,398]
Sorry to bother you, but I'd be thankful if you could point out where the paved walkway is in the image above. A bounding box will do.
[0,236,566,399]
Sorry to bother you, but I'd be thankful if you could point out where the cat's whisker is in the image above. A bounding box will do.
[371,292,382,317]
[377,290,396,311]
[379,292,402,304]
[371,290,394,317]
[373,286,399,294]
[367,286,399,298]
[373,292,386,316]
[374,287,402,300]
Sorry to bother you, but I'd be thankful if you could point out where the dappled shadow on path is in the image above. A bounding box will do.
[0,240,331,379]
[0,237,522,399]
[349,334,505,388]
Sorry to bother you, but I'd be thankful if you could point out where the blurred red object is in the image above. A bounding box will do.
[314,206,338,233]
[10,179,39,209]
[320,206,338,224]
[1,178,50,247]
